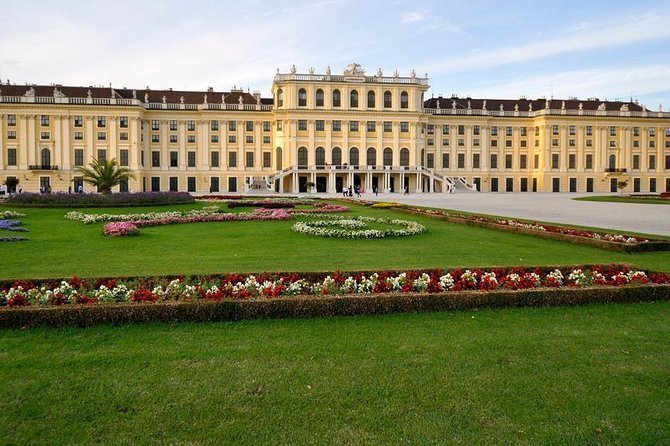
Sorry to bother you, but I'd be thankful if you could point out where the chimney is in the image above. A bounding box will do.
[207,87,214,93]
[252,90,261,101]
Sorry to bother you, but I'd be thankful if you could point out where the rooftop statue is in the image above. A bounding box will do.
[344,63,365,76]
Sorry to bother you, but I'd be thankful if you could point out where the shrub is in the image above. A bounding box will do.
[5,192,195,207]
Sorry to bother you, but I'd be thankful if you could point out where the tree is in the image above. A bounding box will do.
[305,181,315,194]
[4,177,19,193]
[616,179,629,196]
[75,158,134,194]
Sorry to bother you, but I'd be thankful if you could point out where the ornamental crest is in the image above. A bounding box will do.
[343,63,365,76]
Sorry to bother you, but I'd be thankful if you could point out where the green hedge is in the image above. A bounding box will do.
[1,285,667,329]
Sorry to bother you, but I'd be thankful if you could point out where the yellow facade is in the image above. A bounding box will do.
[1,65,669,194]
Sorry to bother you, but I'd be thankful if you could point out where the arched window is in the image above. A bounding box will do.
[384,91,392,108]
[400,91,409,109]
[41,148,51,167]
[333,89,341,107]
[367,147,376,166]
[316,89,324,107]
[383,148,393,166]
[275,147,283,169]
[298,88,307,107]
[315,147,325,167]
[276,89,284,107]
[367,90,375,108]
[350,90,358,108]
[609,154,616,170]
[400,148,410,166]
[332,147,342,166]
[349,147,359,166]
[298,146,308,167]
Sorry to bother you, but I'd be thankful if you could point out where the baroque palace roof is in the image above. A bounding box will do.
[423,96,646,113]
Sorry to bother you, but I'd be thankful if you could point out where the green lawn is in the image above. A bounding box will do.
[1,302,668,445]
[2,201,670,279]
[574,195,670,205]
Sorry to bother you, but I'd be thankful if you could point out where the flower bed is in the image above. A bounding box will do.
[395,207,669,252]
[0,219,28,232]
[0,236,28,243]
[292,216,426,238]
[5,191,195,207]
[66,206,221,224]
[0,210,25,219]
[0,265,668,328]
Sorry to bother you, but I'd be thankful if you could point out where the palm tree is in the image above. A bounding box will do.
[75,158,134,194]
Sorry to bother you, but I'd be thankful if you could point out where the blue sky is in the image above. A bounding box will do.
[1,0,669,109]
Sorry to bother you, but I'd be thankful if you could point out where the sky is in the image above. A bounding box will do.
[1,0,669,109]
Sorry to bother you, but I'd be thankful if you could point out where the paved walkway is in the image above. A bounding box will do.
[314,192,670,236]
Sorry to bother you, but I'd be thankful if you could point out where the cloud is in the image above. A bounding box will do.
[401,10,425,23]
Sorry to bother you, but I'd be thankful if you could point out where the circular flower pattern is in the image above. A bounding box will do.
[292,216,426,239]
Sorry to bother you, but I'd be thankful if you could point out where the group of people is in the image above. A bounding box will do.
[341,185,362,198]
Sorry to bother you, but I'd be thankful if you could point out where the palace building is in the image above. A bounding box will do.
[1,63,669,194]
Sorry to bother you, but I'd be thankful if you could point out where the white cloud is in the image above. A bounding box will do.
[401,10,425,23]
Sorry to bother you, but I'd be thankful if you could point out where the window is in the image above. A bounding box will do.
[552,139,558,146]
[41,132,50,140]
[427,138,434,146]
[366,147,376,166]
[74,149,84,166]
[152,134,160,143]
[650,178,657,193]
[649,155,656,170]
[211,151,219,167]
[367,90,376,108]
[442,153,450,168]
[211,120,219,131]
[457,153,465,169]
[633,155,640,170]
[246,121,254,132]
[505,154,513,169]
[185,151,195,168]
[458,139,465,146]
[650,140,656,148]
[315,120,325,132]
[7,148,17,166]
[490,154,498,169]
[332,120,341,132]
[350,121,359,132]
[585,154,593,169]
[666,127,670,137]
[534,154,539,169]
[315,89,324,107]
[458,125,465,135]
[349,147,359,165]
[151,151,160,167]
[384,91,392,108]
[169,177,179,192]
[97,149,107,162]
[400,91,408,109]
[210,177,219,193]
[400,122,409,133]
[552,125,559,135]
[170,135,178,143]
[41,115,50,126]
[350,90,358,108]
[228,121,236,132]
[383,148,393,166]
[534,126,539,137]
[152,120,160,131]
[609,141,616,148]
[520,140,527,148]
[120,116,128,128]
[298,88,307,106]
[151,177,160,192]
[187,120,196,131]
[473,153,480,169]
[263,121,271,132]
[586,126,593,136]
[228,135,236,143]
[228,151,237,167]
[491,126,498,136]
[211,135,219,143]
[520,154,527,169]
[263,152,271,168]
[7,131,16,139]
[384,121,392,132]
[520,127,527,137]
[586,139,593,147]
[188,135,196,144]
[332,89,341,107]
[400,148,410,166]
[228,177,237,192]
[666,155,670,170]
[7,115,16,126]
[97,132,106,141]
[120,149,129,166]
[649,128,656,137]
[569,154,576,169]
[491,140,497,147]
[367,121,375,132]
[245,152,254,167]
[506,126,513,137]
[170,120,177,131]
[473,125,479,136]
[633,127,640,137]
[332,147,342,165]
[426,153,435,168]
[276,89,283,107]
[298,120,307,131]
[506,140,512,148]
[427,125,435,135]
[187,177,196,193]
[120,132,128,141]
[609,126,617,136]
[443,125,450,135]
[74,116,83,127]
[245,135,254,144]
[551,153,559,169]
[569,125,576,136]
[170,151,178,167]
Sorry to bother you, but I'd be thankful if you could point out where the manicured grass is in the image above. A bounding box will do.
[574,195,670,205]
[2,201,670,279]
[1,302,668,445]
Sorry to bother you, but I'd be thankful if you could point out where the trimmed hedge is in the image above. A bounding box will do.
[4,192,195,207]
[1,284,667,328]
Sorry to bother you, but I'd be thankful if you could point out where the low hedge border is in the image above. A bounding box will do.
[1,284,667,328]
[4,192,195,208]
[394,207,669,252]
